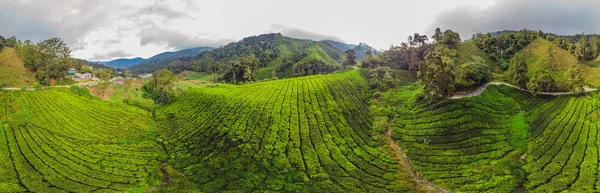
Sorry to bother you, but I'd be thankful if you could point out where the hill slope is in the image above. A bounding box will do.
[0,48,35,87]
[102,57,145,69]
[519,38,580,90]
[155,70,422,192]
[128,33,376,81]
[0,88,163,192]
[457,41,495,69]
[394,86,525,192]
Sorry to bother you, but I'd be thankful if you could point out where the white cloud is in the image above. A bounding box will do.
[1,0,504,60]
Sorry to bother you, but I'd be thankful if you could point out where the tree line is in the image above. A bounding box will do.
[361,28,590,99]
[1,35,115,86]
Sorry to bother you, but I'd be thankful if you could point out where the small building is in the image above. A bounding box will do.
[68,68,76,76]
[82,73,96,79]
[141,74,152,79]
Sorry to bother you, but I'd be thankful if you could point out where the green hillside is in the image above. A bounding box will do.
[0,47,35,87]
[155,70,422,192]
[297,42,343,67]
[457,41,495,70]
[518,38,580,90]
[501,86,600,192]
[394,86,525,192]
[0,89,164,192]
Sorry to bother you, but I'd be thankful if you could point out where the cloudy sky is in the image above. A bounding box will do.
[1,0,598,60]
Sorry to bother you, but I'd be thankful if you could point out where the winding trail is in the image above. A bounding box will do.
[385,122,451,193]
[450,82,598,99]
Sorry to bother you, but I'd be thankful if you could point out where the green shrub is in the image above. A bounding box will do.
[32,82,41,89]
[123,98,155,111]
[20,85,27,91]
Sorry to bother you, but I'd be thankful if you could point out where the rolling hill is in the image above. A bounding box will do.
[0,47,35,87]
[154,70,422,192]
[101,47,213,70]
[101,57,145,69]
[518,38,580,90]
[0,88,163,192]
[127,33,377,81]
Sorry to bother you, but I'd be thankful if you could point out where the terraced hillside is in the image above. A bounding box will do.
[155,70,422,192]
[395,84,600,192]
[0,89,164,192]
[393,86,526,192]
[501,88,600,192]
[3,89,154,141]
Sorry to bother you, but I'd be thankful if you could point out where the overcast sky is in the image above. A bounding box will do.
[1,0,598,60]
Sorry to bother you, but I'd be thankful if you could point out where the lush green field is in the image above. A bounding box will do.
[393,86,526,192]
[155,70,422,192]
[502,88,600,192]
[0,89,164,192]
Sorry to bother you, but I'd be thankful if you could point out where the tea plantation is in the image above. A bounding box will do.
[155,70,421,192]
[2,71,600,192]
[0,89,164,192]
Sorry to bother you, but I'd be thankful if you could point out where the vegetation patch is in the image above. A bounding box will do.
[155,70,422,192]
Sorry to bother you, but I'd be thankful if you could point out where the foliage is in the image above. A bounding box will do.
[344,49,357,67]
[127,34,355,82]
[69,85,95,99]
[507,53,528,88]
[565,63,585,95]
[367,67,416,90]
[31,82,41,89]
[527,69,556,96]
[143,69,177,105]
[418,30,461,99]
[455,58,492,89]
[154,70,421,192]
[17,38,72,85]
[123,98,156,111]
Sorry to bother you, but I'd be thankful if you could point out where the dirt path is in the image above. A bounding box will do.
[385,122,451,193]
[159,161,172,188]
[450,82,598,99]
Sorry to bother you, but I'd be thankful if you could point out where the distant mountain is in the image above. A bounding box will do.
[101,57,145,69]
[126,47,213,73]
[127,33,378,82]
[321,40,378,61]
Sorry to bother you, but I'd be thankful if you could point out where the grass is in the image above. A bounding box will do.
[508,111,528,151]
[0,48,35,87]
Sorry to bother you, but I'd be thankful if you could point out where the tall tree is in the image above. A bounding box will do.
[5,36,17,48]
[507,53,528,88]
[418,46,457,99]
[566,63,585,95]
[36,38,72,85]
[575,34,589,61]
[345,50,356,68]
[432,28,443,42]
[363,50,373,69]
[146,69,177,105]
[528,69,556,96]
